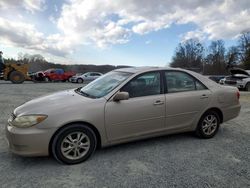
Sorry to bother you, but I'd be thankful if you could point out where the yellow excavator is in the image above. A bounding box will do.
[1,63,31,84]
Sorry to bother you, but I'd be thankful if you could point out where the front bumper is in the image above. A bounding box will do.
[5,123,57,156]
[70,77,77,82]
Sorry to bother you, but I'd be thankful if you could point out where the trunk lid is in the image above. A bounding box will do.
[229,68,249,76]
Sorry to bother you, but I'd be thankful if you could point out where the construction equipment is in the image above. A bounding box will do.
[2,63,30,84]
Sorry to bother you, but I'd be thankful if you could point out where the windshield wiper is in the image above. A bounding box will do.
[80,91,91,97]
[75,88,96,99]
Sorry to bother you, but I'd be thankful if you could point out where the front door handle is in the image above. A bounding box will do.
[154,100,164,105]
[200,94,209,99]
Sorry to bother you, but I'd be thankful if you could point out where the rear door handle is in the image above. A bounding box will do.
[154,100,164,105]
[200,94,209,99]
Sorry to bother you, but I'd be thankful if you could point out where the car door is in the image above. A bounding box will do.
[57,69,64,81]
[93,73,101,79]
[49,70,57,80]
[164,71,212,130]
[105,71,166,141]
[83,73,92,81]
[89,73,97,80]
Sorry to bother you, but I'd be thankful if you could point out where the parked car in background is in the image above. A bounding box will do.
[208,75,225,83]
[43,69,75,82]
[30,71,46,82]
[6,67,241,164]
[219,68,250,91]
[70,72,103,83]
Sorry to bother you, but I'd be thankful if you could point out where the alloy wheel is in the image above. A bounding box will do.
[201,114,218,136]
[60,132,90,160]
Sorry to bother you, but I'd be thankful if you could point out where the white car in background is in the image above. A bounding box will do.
[70,72,103,83]
[219,68,250,91]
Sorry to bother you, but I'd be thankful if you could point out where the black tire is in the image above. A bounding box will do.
[9,71,25,84]
[44,77,50,82]
[51,124,97,165]
[67,77,72,82]
[195,111,220,139]
[77,78,83,83]
[246,82,250,91]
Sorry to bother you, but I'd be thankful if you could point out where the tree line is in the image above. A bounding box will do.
[4,53,130,74]
[3,32,250,75]
[170,32,250,75]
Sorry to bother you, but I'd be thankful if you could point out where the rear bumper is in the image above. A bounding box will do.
[5,124,56,156]
[222,103,241,122]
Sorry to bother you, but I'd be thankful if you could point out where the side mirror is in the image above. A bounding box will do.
[113,92,129,101]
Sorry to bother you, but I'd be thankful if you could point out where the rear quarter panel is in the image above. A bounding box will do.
[210,86,241,122]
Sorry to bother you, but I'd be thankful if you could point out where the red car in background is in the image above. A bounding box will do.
[43,69,75,82]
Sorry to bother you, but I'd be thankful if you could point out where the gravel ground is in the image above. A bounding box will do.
[0,81,250,188]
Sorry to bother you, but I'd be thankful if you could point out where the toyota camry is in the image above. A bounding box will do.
[6,67,241,164]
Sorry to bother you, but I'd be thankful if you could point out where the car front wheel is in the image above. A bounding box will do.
[51,124,97,164]
[195,111,220,138]
[77,78,83,83]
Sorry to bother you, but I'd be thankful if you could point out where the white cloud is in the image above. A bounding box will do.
[92,22,131,48]
[56,0,250,49]
[0,0,45,12]
[1,0,250,59]
[0,17,43,47]
[0,17,69,57]
[182,30,207,42]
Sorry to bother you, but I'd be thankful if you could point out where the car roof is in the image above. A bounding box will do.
[114,66,183,74]
[84,72,102,74]
[114,66,223,91]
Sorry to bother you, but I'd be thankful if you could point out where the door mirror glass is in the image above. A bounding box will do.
[113,92,129,101]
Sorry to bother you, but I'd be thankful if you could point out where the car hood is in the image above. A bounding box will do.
[14,89,96,116]
[230,68,249,76]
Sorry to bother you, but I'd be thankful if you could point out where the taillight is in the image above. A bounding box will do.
[236,90,240,100]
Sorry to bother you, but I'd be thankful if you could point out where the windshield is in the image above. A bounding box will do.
[79,71,132,98]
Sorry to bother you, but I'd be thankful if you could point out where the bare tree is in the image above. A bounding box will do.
[204,40,226,74]
[170,39,204,72]
[226,46,240,69]
[238,32,250,69]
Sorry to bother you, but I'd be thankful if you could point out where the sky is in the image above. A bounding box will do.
[0,0,250,66]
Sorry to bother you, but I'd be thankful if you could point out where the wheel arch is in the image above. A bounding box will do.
[77,77,83,82]
[49,121,102,156]
[202,107,223,123]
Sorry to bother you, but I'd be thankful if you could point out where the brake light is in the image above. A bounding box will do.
[236,90,240,100]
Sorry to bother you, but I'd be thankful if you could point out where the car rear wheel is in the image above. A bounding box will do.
[246,83,250,91]
[51,124,97,164]
[77,78,83,83]
[195,111,220,138]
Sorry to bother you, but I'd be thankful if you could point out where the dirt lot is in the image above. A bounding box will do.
[0,81,250,188]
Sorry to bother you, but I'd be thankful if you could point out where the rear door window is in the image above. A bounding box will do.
[165,71,206,93]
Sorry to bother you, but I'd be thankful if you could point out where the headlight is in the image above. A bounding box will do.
[9,115,47,128]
